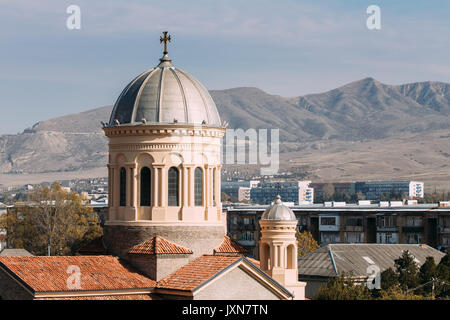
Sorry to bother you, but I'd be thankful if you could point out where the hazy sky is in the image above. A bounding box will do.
[1,0,449,134]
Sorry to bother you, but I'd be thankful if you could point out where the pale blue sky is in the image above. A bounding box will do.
[0,0,449,134]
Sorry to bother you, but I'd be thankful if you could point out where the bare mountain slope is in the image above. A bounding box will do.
[0,78,449,177]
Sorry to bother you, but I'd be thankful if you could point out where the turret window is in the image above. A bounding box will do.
[119,167,126,207]
[194,167,203,206]
[140,167,151,206]
[168,167,179,206]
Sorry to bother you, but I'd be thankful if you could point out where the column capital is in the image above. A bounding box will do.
[107,164,119,169]
[152,163,165,169]
[181,163,196,168]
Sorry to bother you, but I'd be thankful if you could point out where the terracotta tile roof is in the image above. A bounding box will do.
[214,235,249,255]
[35,294,156,300]
[0,256,156,293]
[157,255,241,291]
[128,236,193,255]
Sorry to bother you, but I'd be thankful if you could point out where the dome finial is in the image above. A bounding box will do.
[160,31,171,55]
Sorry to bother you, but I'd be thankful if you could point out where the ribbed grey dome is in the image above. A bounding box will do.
[109,54,221,127]
[261,195,296,221]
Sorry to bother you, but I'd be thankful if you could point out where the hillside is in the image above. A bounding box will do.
[0,78,449,189]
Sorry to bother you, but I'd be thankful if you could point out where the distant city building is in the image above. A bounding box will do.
[250,181,314,205]
[310,182,354,200]
[226,201,450,257]
[221,180,259,201]
[0,202,6,252]
[238,187,251,202]
[354,181,424,199]
[310,181,424,201]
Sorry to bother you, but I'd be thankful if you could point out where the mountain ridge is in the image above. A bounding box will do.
[1,78,449,178]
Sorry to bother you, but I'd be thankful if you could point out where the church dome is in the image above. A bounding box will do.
[261,195,296,221]
[109,53,222,127]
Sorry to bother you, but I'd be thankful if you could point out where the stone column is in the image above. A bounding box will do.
[160,166,167,207]
[153,166,159,207]
[130,164,137,208]
[114,165,120,208]
[188,166,194,207]
[153,164,165,207]
[181,164,189,208]
[214,164,222,207]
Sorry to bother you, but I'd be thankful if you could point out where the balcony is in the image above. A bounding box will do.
[438,226,450,234]
[377,226,399,232]
[402,226,424,233]
[344,226,364,232]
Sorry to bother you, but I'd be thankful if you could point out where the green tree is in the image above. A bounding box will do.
[296,229,319,257]
[322,184,335,202]
[436,253,450,297]
[1,184,102,256]
[394,250,419,292]
[314,272,372,300]
[379,284,426,300]
[418,257,437,296]
[381,267,399,290]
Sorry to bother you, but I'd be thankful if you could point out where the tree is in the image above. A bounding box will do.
[314,272,372,300]
[2,184,102,256]
[394,250,419,292]
[436,253,450,297]
[322,184,335,202]
[381,267,399,290]
[417,256,437,296]
[296,229,319,257]
[379,284,426,300]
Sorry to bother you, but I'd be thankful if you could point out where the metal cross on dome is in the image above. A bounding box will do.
[160,31,171,55]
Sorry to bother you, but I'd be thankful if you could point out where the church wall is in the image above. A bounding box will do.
[104,224,225,260]
[127,253,191,281]
[193,267,281,300]
[156,254,191,281]
[127,254,157,279]
[0,268,34,300]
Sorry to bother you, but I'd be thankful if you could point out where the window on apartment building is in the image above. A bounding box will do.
[378,216,395,227]
[345,232,364,243]
[439,216,450,227]
[406,216,422,227]
[241,231,254,241]
[321,217,336,225]
[298,216,308,226]
[321,232,340,244]
[243,218,250,225]
[442,236,450,246]
[233,217,237,225]
[406,233,422,244]
[377,232,398,244]
[346,217,363,226]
